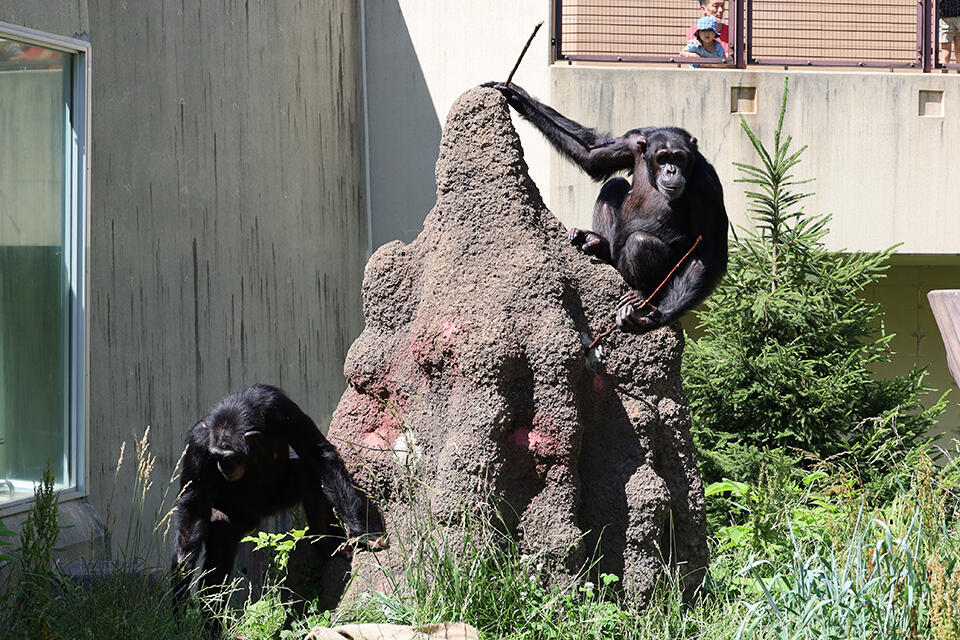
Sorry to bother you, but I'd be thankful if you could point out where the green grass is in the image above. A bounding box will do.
[1,435,959,640]
[323,453,960,640]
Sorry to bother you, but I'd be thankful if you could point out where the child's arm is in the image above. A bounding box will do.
[680,40,700,57]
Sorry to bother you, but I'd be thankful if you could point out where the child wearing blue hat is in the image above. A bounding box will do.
[680,16,727,67]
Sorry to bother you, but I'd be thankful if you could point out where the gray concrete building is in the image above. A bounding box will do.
[0,0,957,562]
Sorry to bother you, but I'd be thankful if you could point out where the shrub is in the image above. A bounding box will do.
[683,78,946,492]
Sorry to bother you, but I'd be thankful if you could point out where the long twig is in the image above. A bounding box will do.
[500,21,593,151]
[588,235,703,350]
[506,21,544,85]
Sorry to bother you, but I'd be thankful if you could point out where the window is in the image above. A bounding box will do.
[0,23,88,507]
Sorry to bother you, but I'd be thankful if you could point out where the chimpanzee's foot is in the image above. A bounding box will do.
[358,533,389,552]
[616,290,661,333]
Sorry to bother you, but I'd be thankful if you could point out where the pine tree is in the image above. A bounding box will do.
[683,79,946,490]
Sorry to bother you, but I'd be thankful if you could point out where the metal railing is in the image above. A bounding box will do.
[555,0,953,71]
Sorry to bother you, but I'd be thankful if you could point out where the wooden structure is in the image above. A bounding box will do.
[928,290,960,388]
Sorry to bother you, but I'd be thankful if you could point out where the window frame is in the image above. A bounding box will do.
[0,21,90,515]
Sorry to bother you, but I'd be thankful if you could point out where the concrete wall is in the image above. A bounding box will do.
[547,66,960,255]
[1,0,368,559]
[4,0,959,563]
[363,0,554,248]
[361,12,960,436]
[865,260,960,439]
[0,4,88,41]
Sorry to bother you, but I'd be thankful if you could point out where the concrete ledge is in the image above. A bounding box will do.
[546,65,960,255]
[0,499,106,567]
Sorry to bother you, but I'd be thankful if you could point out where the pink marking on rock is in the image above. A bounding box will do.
[527,430,551,451]
[527,412,564,458]
[362,425,399,450]
[508,426,531,449]
[441,322,461,340]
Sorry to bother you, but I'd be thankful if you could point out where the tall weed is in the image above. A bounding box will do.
[0,432,207,640]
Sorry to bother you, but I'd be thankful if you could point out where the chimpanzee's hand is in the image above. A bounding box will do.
[616,290,661,333]
[361,533,390,552]
[481,81,510,93]
[481,82,529,110]
[346,532,389,553]
[568,227,605,256]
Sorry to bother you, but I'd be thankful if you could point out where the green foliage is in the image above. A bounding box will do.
[704,451,855,559]
[0,439,209,640]
[17,463,61,581]
[735,516,930,640]
[1,434,959,639]
[337,484,715,640]
[4,570,208,640]
[722,450,960,640]
[242,527,309,575]
[0,519,15,563]
[0,463,64,638]
[683,77,946,490]
[229,527,322,638]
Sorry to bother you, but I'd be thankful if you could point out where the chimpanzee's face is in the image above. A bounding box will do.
[647,133,694,201]
[208,421,251,481]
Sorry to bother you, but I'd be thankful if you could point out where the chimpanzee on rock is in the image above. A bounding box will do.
[484,82,728,333]
[170,384,385,624]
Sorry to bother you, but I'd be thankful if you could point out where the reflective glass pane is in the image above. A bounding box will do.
[0,37,73,503]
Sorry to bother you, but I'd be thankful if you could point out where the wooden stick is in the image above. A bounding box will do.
[499,21,592,150]
[587,235,703,350]
[506,21,544,85]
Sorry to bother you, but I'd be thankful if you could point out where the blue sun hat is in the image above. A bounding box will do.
[696,15,721,35]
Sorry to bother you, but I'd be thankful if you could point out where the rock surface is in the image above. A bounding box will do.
[327,87,707,600]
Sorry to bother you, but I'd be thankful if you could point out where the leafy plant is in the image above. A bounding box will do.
[16,463,61,581]
[0,435,208,640]
[683,77,946,492]
[0,462,64,638]
[735,514,930,640]
[706,459,846,558]
[242,527,310,576]
[0,519,16,563]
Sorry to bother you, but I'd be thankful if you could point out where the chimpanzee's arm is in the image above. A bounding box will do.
[270,400,379,545]
[170,439,213,602]
[483,82,636,182]
[618,246,726,333]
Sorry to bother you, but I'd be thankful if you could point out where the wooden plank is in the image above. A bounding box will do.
[928,290,960,388]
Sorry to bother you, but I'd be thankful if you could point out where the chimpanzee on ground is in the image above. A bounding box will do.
[484,82,728,333]
[170,384,385,630]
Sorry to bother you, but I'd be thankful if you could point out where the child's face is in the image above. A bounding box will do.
[701,0,725,20]
[698,29,717,45]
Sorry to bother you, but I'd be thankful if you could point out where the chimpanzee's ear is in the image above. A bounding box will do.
[689,136,698,151]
